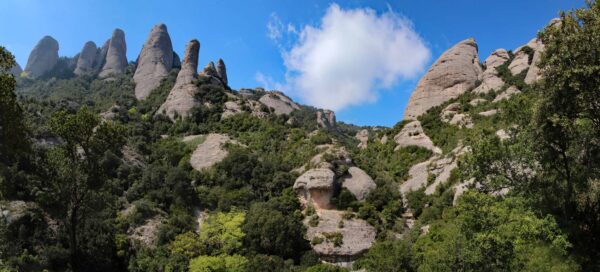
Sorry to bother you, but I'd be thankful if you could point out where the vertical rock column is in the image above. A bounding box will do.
[133,23,174,100]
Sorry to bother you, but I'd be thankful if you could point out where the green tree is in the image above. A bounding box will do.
[353,240,415,272]
[199,210,245,255]
[188,254,248,272]
[44,107,125,270]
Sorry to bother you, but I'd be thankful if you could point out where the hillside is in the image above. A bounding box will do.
[1,2,600,272]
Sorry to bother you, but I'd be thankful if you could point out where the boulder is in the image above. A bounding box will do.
[448,113,473,129]
[496,129,510,140]
[493,86,520,102]
[74,41,98,76]
[404,38,482,120]
[294,168,336,209]
[133,24,174,100]
[440,102,462,122]
[99,28,127,78]
[216,58,228,85]
[394,120,442,154]
[355,129,369,149]
[469,98,487,106]
[189,133,237,171]
[473,49,510,94]
[24,36,59,78]
[222,101,243,118]
[317,110,336,129]
[258,91,300,115]
[304,210,375,263]
[340,167,376,201]
[508,38,539,75]
[478,109,498,117]
[157,39,200,120]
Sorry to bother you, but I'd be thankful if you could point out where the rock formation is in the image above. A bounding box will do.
[99,28,127,78]
[157,39,200,120]
[394,120,442,154]
[189,133,238,171]
[473,49,510,94]
[24,36,59,78]
[294,168,336,209]
[133,24,174,100]
[355,129,369,149]
[493,86,521,102]
[317,110,336,129]
[216,58,228,85]
[201,61,218,77]
[339,167,376,201]
[258,91,300,115]
[508,38,539,75]
[74,41,98,76]
[403,38,482,120]
[9,63,22,77]
[172,52,181,69]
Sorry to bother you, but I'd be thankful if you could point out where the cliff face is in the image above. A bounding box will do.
[133,24,174,100]
[24,36,59,78]
[99,28,127,78]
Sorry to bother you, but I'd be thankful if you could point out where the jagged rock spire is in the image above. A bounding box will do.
[74,41,98,76]
[99,28,127,78]
[217,58,228,85]
[157,39,201,120]
[24,36,59,78]
[133,23,174,100]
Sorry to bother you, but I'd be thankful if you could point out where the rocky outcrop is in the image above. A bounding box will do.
[294,168,336,209]
[355,129,369,149]
[133,24,174,100]
[128,216,163,248]
[317,110,336,129]
[469,98,487,106]
[404,38,482,120]
[474,49,510,94]
[216,58,228,85]
[394,120,442,154]
[259,91,300,115]
[74,41,98,76]
[99,29,127,78]
[189,133,238,172]
[95,39,110,72]
[172,52,181,69]
[24,36,59,78]
[508,38,538,75]
[201,61,218,77]
[493,86,520,102]
[478,109,498,117]
[339,167,376,201]
[9,63,22,77]
[399,159,432,195]
[304,209,375,263]
[157,39,200,120]
[222,101,243,118]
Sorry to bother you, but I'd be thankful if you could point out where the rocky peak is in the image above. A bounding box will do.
[473,48,510,94]
[216,58,228,85]
[133,23,174,100]
[9,63,22,77]
[74,41,98,76]
[24,35,59,78]
[403,38,482,120]
[157,39,201,120]
[99,28,127,78]
[201,61,218,77]
[317,110,336,129]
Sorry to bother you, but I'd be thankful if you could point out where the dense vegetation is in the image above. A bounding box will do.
[2,2,600,271]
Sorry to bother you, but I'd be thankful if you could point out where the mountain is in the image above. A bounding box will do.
[2,4,600,271]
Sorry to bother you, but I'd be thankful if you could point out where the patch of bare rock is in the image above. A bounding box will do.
[474,49,510,94]
[189,133,239,171]
[24,36,59,78]
[394,120,442,154]
[493,86,521,103]
[355,129,369,149]
[133,23,174,100]
[258,91,300,115]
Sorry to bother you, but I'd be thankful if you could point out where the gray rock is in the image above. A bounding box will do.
[216,58,228,85]
[189,133,239,171]
[474,49,510,94]
[340,167,376,201]
[9,63,22,77]
[508,38,539,75]
[99,28,127,78]
[201,61,218,77]
[404,38,482,120]
[133,24,174,100]
[317,110,336,129]
[525,41,545,84]
[74,41,98,76]
[478,109,498,117]
[95,39,110,72]
[172,52,181,69]
[355,129,369,149]
[157,39,200,120]
[294,168,336,209]
[24,36,59,78]
[469,98,487,106]
[493,86,521,102]
[259,91,300,115]
[394,120,442,154]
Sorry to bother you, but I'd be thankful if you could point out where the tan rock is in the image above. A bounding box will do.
[509,38,539,75]
[394,121,442,154]
[259,91,300,115]
[99,29,127,78]
[469,98,487,106]
[339,167,376,201]
[404,38,482,120]
[474,49,510,94]
[294,168,336,209]
[478,109,498,117]
[189,133,237,171]
[134,23,174,100]
[355,129,369,149]
[493,86,520,103]
[74,41,98,76]
[317,110,336,129]
[24,36,59,78]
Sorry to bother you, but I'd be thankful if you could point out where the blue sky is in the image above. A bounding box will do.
[0,0,586,127]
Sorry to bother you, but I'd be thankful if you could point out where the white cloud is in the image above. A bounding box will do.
[281,4,431,111]
[266,13,284,42]
[255,72,285,91]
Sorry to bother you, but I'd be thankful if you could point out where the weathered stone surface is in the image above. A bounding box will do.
[469,98,487,106]
[496,129,510,140]
[478,109,498,117]
[453,178,475,205]
[305,209,375,263]
[394,120,442,154]
[24,36,59,78]
[189,133,237,171]
[525,41,545,84]
[133,24,174,100]
[157,39,200,120]
[95,39,110,72]
[9,63,22,77]
[317,110,336,129]
[399,159,432,195]
[216,58,228,85]
[294,168,336,209]
[201,61,218,77]
[74,41,98,76]
[258,91,300,115]
[222,101,243,118]
[404,38,482,120]
[425,156,457,195]
[440,103,462,122]
[355,129,369,149]
[99,29,127,78]
[340,167,376,201]
[128,216,163,248]
[474,49,510,94]
[172,52,181,69]
[508,38,538,75]
[493,86,521,103]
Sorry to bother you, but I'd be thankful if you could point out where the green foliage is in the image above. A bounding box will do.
[188,254,248,272]
[354,240,415,272]
[199,210,245,255]
[305,263,349,272]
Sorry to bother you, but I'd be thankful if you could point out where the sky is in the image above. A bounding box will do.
[0,0,586,127]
